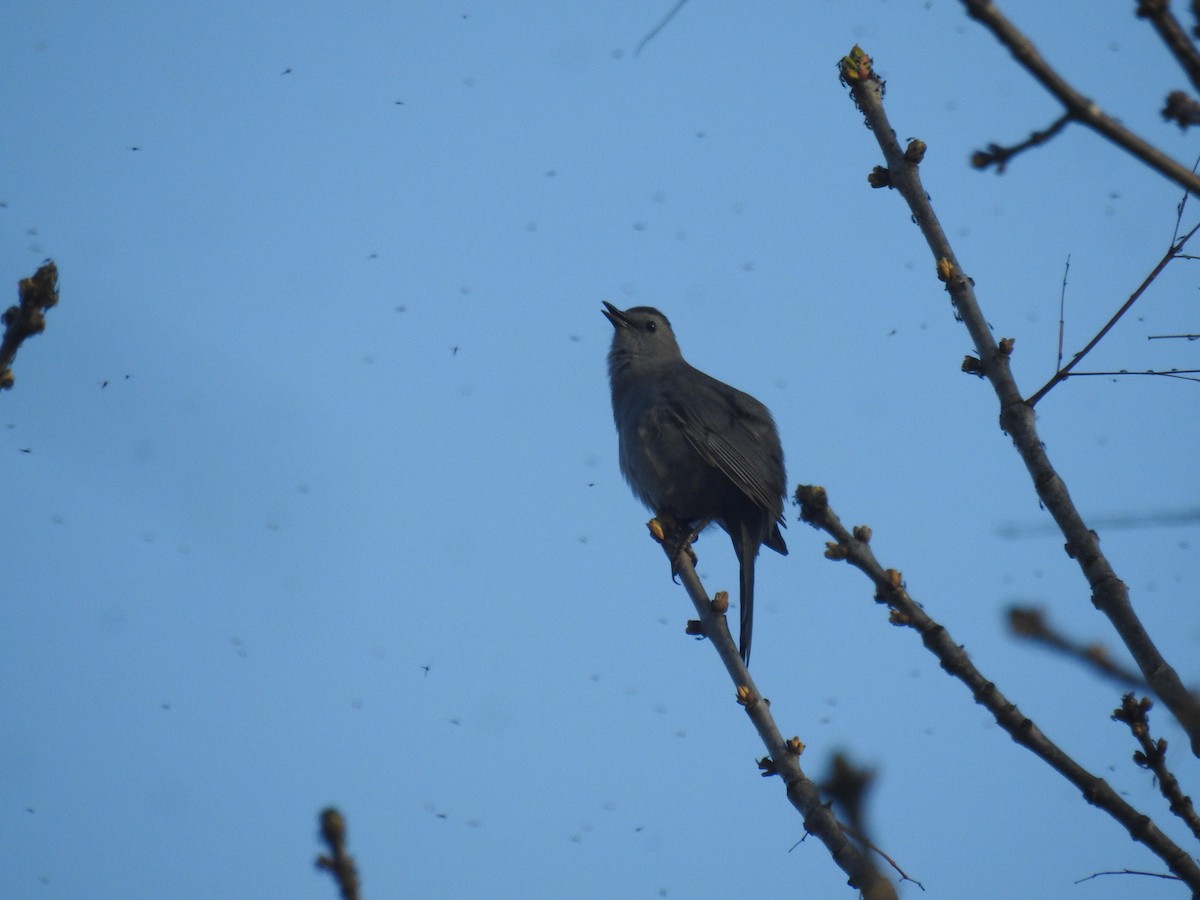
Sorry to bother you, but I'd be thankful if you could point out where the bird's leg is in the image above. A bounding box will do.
[684,517,711,546]
[649,513,708,581]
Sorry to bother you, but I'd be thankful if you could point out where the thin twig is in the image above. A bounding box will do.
[1112,694,1200,843]
[959,0,1200,194]
[634,0,690,57]
[1169,153,1198,245]
[839,44,1200,758]
[1061,369,1200,384]
[796,485,1200,891]
[834,820,926,892]
[1025,222,1200,407]
[1074,868,1181,884]
[1056,255,1069,373]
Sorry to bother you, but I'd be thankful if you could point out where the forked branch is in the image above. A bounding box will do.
[959,0,1200,193]
[796,485,1200,891]
[838,44,1200,757]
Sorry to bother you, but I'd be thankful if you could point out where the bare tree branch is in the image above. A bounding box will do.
[1055,255,1069,373]
[959,0,1200,193]
[838,44,1200,757]
[796,485,1200,891]
[1112,694,1200,843]
[658,522,899,900]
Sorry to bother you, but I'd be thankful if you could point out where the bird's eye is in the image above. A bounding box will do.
[645,321,657,333]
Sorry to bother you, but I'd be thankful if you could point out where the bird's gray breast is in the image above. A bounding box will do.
[614,381,723,518]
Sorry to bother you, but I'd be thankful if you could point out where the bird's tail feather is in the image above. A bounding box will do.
[737,532,757,667]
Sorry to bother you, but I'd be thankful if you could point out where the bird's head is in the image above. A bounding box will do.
[602,302,684,375]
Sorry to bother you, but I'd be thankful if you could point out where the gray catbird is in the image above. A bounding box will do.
[602,301,787,666]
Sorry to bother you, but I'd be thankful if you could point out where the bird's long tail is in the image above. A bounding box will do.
[736,531,757,667]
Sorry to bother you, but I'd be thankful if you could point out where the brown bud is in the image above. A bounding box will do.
[904,139,926,164]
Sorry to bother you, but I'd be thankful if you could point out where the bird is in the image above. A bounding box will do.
[602,301,787,665]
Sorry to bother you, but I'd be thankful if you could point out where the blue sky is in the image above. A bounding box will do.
[3,2,1198,898]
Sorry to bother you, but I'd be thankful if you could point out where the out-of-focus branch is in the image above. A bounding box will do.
[822,753,875,846]
[970,113,1069,173]
[1136,0,1200,94]
[634,0,690,57]
[796,485,1200,891]
[998,504,1200,537]
[959,0,1200,193]
[659,524,898,900]
[1162,89,1200,128]
[1112,694,1200,842]
[315,808,360,900]
[0,261,58,392]
[1007,606,1148,692]
[839,45,1200,758]
[819,754,924,890]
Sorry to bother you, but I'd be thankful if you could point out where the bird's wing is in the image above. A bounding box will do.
[666,369,786,523]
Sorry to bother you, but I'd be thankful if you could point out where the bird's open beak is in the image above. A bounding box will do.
[601,301,629,329]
